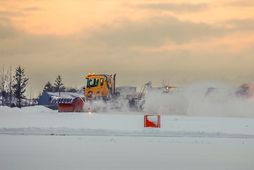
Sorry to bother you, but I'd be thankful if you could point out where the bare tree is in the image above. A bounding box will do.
[0,66,15,107]
[0,66,8,106]
[7,67,13,106]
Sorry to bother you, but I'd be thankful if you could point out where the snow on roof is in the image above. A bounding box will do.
[46,92,83,98]
[42,92,84,104]
[44,92,83,104]
[51,97,75,104]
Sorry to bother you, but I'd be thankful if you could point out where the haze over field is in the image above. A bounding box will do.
[0,0,254,95]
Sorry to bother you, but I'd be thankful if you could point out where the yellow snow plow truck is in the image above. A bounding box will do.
[56,73,119,112]
[84,73,117,100]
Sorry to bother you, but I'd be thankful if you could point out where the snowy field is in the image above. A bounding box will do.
[0,106,254,170]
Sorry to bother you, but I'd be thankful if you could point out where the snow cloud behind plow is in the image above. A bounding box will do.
[143,82,254,117]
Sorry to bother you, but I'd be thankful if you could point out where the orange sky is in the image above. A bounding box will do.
[0,0,254,96]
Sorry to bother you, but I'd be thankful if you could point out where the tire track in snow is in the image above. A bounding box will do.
[0,128,254,139]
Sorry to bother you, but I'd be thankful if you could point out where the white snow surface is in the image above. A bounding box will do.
[0,106,254,170]
[1,105,254,136]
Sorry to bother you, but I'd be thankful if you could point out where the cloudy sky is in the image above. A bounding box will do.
[0,0,254,96]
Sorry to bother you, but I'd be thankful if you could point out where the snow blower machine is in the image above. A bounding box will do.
[55,73,119,112]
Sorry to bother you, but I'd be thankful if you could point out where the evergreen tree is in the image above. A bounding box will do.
[54,75,65,96]
[12,66,29,108]
[43,81,54,92]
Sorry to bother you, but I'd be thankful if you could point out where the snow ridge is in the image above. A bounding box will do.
[1,127,254,139]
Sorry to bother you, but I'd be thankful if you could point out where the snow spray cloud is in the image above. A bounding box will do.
[143,82,254,117]
[143,88,188,115]
[83,97,131,113]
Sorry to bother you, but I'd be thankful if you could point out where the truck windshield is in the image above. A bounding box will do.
[87,78,99,88]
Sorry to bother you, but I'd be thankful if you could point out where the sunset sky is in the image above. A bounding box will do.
[0,0,254,96]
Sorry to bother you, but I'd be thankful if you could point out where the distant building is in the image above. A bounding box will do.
[38,91,83,109]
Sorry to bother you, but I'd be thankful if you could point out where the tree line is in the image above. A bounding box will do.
[0,66,79,108]
[42,75,79,95]
[0,66,28,108]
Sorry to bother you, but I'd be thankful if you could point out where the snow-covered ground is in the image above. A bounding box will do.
[0,106,254,170]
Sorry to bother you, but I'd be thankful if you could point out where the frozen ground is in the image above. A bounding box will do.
[0,106,254,170]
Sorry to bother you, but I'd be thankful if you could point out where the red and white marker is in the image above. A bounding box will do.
[144,114,161,128]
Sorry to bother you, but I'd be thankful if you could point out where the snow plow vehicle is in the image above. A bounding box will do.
[55,73,119,112]
[54,73,176,112]
[85,73,117,100]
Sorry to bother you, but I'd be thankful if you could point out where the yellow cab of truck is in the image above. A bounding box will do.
[84,73,116,100]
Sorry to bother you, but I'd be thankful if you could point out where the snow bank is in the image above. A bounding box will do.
[0,105,54,113]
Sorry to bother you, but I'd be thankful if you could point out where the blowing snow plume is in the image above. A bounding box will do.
[143,82,254,117]
[83,98,131,113]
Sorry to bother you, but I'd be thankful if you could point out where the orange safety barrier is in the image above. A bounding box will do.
[144,114,161,128]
